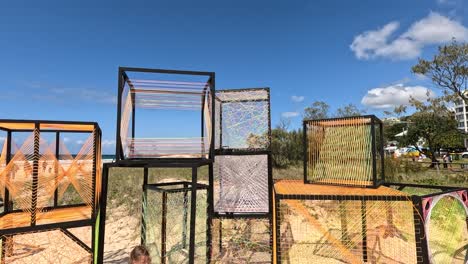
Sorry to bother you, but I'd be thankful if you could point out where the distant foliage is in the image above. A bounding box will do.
[271,127,303,168]
[412,39,468,103]
[304,101,366,120]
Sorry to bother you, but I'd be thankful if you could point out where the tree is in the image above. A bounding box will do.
[303,101,366,120]
[412,40,468,103]
[397,95,464,164]
[335,103,366,117]
[303,101,330,120]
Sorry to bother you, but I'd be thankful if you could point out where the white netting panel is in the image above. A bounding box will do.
[215,89,270,150]
[214,155,269,214]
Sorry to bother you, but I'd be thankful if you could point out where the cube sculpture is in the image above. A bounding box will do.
[303,115,384,188]
[0,119,101,263]
[98,67,215,264]
[386,184,468,263]
[273,114,468,264]
[211,88,273,263]
[143,182,208,264]
[274,180,421,264]
[116,67,215,160]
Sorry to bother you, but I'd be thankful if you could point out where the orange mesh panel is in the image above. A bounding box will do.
[275,180,406,197]
[305,117,375,187]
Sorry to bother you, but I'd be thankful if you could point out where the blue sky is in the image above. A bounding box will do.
[0,0,467,153]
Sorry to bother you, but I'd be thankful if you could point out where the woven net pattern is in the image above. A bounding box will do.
[210,217,272,263]
[1,228,92,263]
[143,184,208,264]
[214,155,269,214]
[305,117,376,187]
[274,180,422,264]
[119,76,213,159]
[423,191,468,264]
[215,89,270,150]
[0,129,98,215]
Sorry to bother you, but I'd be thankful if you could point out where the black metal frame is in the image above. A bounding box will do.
[303,115,385,188]
[212,87,272,217]
[0,119,101,263]
[388,182,468,263]
[214,87,271,152]
[97,161,212,264]
[273,181,467,264]
[115,67,216,161]
[209,87,273,262]
[144,181,209,264]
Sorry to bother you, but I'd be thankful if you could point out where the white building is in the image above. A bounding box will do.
[454,91,468,148]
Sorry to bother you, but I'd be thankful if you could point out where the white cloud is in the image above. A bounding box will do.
[282,112,300,118]
[361,84,435,109]
[102,139,115,147]
[351,12,468,60]
[350,22,400,59]
[25,81,117,105]
[63,137,70,143]
[291,95,305,102]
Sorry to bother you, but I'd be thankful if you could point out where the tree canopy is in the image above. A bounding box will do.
[303,101,366,120]
[393,95,464,162]
[412,40,468,102]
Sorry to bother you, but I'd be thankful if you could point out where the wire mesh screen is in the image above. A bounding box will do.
[118,70,213,159]
[215,89,270,150]
[0,227,92,263]
[276,198,418,263]
[0,128,98,225]
[210,217,272,263]
[305,116,382,187]
[422,190,468,264]
[214,155,269,214]
[143,183,208,264]
[274,180,421,264]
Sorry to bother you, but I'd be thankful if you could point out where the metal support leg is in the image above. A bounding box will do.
[182,183,188,249]
[141,167,148,245]
[161,192,167,264]
[361,200,368,262]
[188,167,198,264]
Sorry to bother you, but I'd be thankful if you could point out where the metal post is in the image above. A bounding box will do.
[370,118,377,187]
[188,167,198,264]
[201,88,206,157]
[116,69,123,161]
[361,200,368,262]
[303,122,308,183]
[275,196,282,264]
[131,91,136,157]
[182,182,188,249]
[91,129,97,218]
[141,167,148,245]
[96,164,109,264]
[210,73,215,160]
[207,163,214,263]
[4,130,12,212]
[411,196,430,263]
[54,132,60,207]
[267,153,274,263]
[267,87,272,148]
[161,192,167,264]
[379,121,385,182]
[31,123,40,226]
